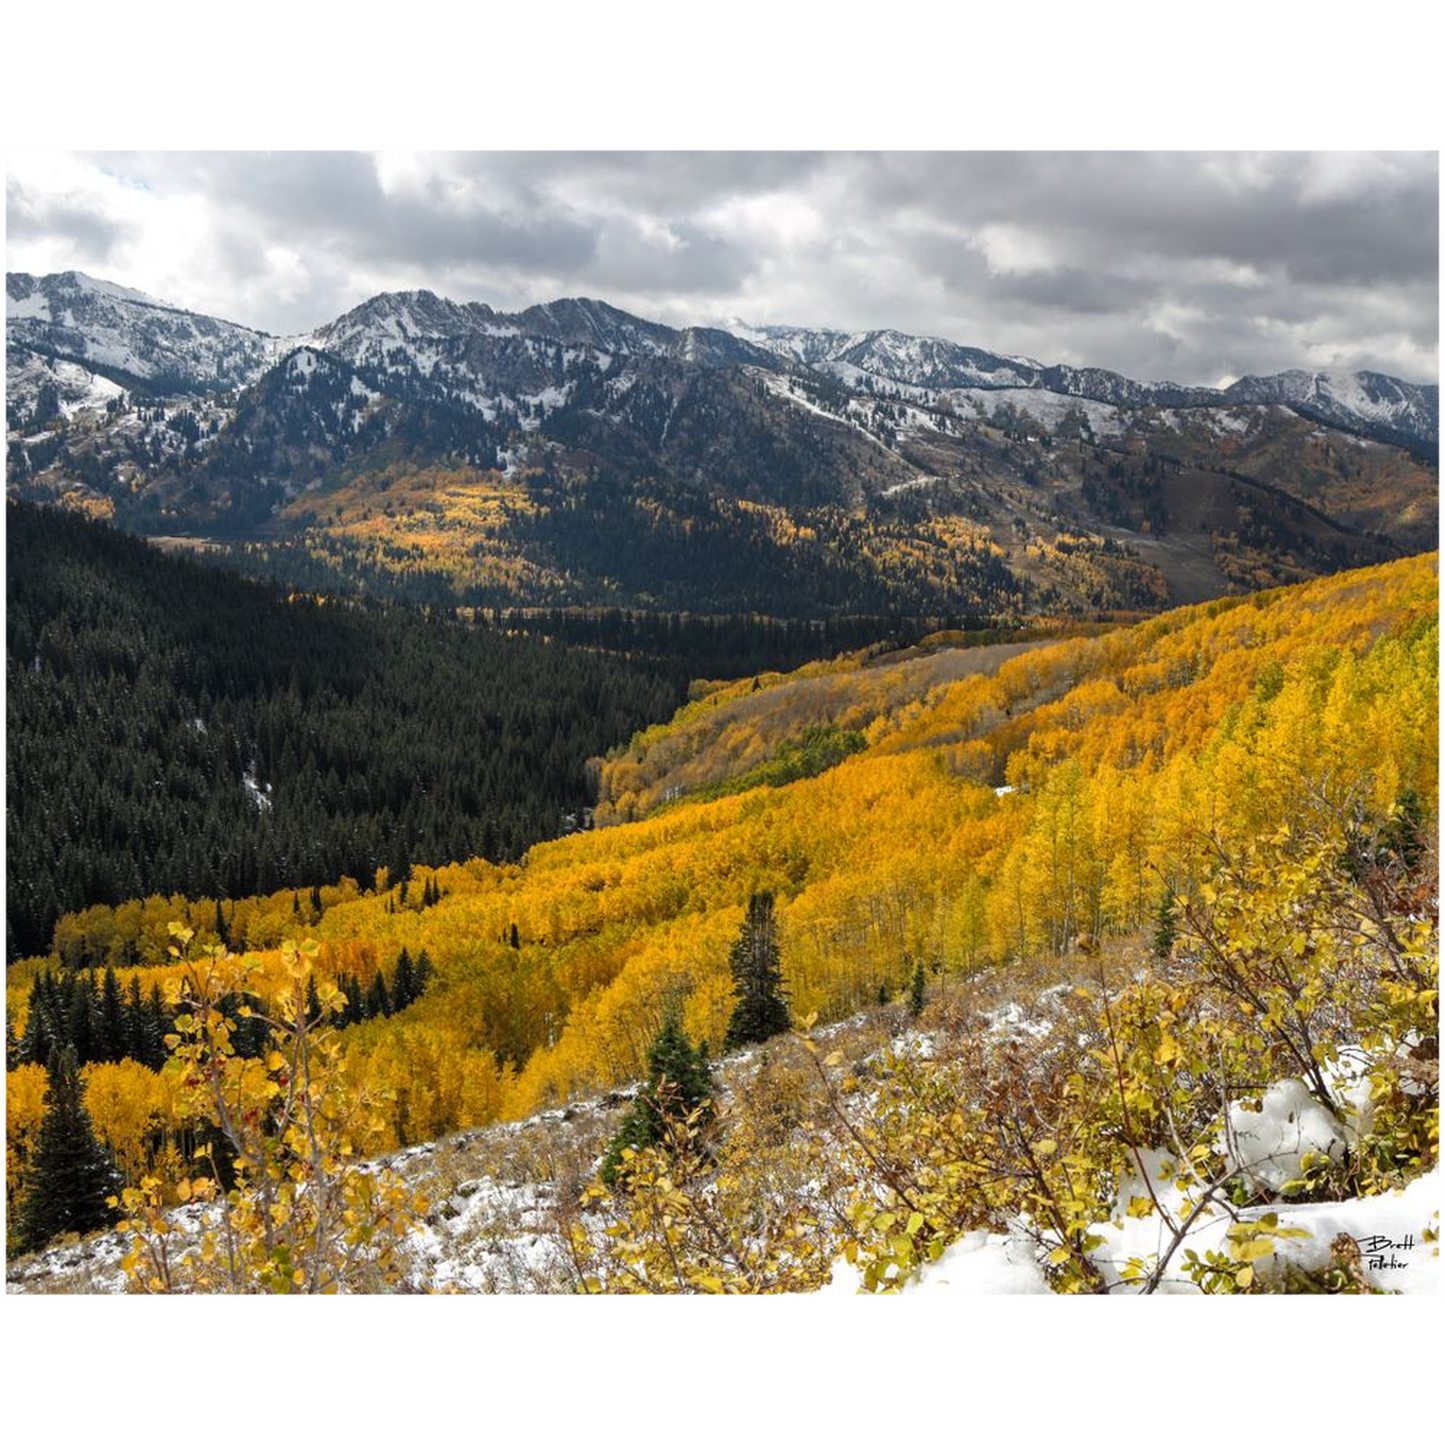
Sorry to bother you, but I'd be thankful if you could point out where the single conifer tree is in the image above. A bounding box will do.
[143,984,169,1068]
[345,974,366,1026]
[908,961,926,1018]
[724,890,791,1048]
[1153,893,1178,959]
[67,974,97,1065]
[97,967,126,1062]
[19,974,57,1065]
[366,971,392,1019]
[392,949,416,1011]
[124,975,145,1059]
[16,1047,122,1253]
[600,1017,714,1186]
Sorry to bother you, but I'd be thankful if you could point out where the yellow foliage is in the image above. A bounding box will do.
[16,553,1438,1174]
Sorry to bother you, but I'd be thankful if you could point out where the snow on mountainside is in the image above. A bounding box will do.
[315,290,777,376]
[1223,368,1439,448]
[737,321,1439,449]
[7,270,1435,451]
[752,324,1051,392]
[6,347,126,424]
[6,270,283,393]
[10,972,1438,1297]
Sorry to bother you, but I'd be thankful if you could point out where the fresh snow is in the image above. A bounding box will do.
[951,385,1126,436]
[241,763,272,811]
[825,1229,1052,1295]
[752,368,910,462]
[1225,1078,1350,1194]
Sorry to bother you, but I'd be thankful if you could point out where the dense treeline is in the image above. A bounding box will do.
[482,608,977,679]
[174,529,990,679]
[5,501,687,960]
[8,948,433,1074]
[505,472,1026,615]
[11,968,176,1070]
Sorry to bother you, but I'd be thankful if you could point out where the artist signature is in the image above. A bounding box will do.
[1354,1233,1416,1271]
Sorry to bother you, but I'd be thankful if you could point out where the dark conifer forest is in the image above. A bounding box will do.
[4,501,689,961]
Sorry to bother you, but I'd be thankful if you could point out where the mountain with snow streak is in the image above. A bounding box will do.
[6,271,282,395]
[314,291,777,376]
[1221,369,1439,453]
[738,322,1438,452]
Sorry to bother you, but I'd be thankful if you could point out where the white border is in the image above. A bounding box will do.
[3,1,1441,1440]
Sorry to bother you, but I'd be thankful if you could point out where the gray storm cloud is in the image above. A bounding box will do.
[5,150,1437,385]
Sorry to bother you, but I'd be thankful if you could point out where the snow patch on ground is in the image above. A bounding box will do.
[241,762,272,811]
[910,1230,1053,1293]
[1225,1078,1349,1193]
[949,386,1126,437]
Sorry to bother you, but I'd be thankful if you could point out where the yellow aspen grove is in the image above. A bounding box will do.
[9,554,1436,1186]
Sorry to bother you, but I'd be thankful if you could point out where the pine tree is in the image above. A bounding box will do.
[365,971,392,1020]
[600,1017,714,1186]
[391,949,416,1011]
[724,891,791,1048]
[908,960,926,1018]
[19,974,57,1065]
[97,966,126,1063]
[142,984,170,1068]
[125,975,145,1060]
[344,974,366,1026]
[16,1048,122,1253]
[66,974,97,1065]
[1153,893,1178,959]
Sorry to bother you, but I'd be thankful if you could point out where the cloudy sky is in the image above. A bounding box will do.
[6,151,1438,385]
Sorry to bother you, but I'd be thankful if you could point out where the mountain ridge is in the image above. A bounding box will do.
[6,269,1437,618]
[11,269,1437,440]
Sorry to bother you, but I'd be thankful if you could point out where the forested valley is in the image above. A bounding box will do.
[5,501,692,960]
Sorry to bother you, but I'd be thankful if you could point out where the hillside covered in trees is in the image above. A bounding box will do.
[5,501,690,961]
[8,553,1435,1272]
